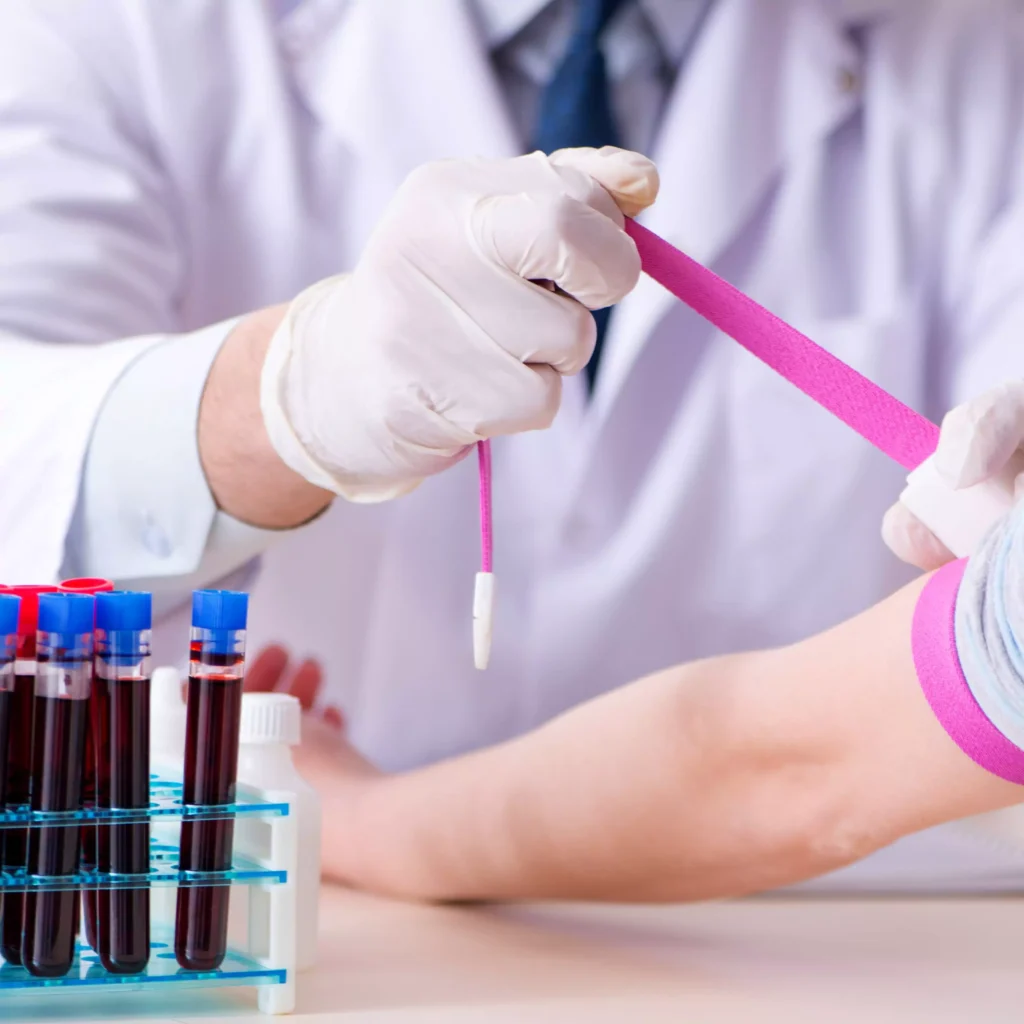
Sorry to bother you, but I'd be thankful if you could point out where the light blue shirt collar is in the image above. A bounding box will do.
[473,0,713,69]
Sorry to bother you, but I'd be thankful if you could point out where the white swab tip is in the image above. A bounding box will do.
[473,572,495,670]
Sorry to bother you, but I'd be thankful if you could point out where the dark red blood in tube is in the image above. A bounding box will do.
[175,591,247,973]
[0,665,31,966]
[175,658,244,971]
[22,694,89,977]
[22,592,94,978]
[94,674,151,973]
[58,577,112,957]
[1,586,57,967]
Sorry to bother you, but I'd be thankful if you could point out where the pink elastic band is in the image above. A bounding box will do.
[477,223,938,598]
[622,221,1024,781]
[624,220,940,470]
[477,439,493,575]
[912,560,1024,784]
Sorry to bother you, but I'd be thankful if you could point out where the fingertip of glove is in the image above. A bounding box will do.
[549,146,660,217]
[880,502,908,554]
[881,502,956,572]
[933,436,987,490]
[934,405,979,489]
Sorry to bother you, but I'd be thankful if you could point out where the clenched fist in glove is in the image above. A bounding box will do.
[260,146,659,502]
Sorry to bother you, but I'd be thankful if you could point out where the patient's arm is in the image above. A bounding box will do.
[297,574,1022,902]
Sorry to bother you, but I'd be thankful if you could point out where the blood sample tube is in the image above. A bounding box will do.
[0,594,20,809]
[1,585,58,967]
[93,590,152,974]
[175,590,248,972]
[0,593,21,947]
[22,592,95,978]
[58,577,113,956]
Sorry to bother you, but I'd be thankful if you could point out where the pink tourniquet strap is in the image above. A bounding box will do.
[625,220,940,471]
[912,560,1024,784]
[624,222,1024,779]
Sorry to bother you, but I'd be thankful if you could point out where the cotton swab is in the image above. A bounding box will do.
[473,439,494,670]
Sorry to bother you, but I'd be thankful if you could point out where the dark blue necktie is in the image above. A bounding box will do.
[532,0,628,389]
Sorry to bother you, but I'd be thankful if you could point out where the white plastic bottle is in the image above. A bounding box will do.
[237,692,322,971]
[150,665,187,774]
[149,666,188,931]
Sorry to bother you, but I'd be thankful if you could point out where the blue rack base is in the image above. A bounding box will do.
[0,931,286,994]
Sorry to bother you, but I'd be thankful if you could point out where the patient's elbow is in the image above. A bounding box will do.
[697,723,896,894]
[802,803,889,875]
[746,764,897,891]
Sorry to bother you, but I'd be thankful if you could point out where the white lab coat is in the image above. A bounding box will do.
[4,0,1024,885]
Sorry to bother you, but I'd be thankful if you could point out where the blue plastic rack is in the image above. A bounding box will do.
[0,773,297,1014]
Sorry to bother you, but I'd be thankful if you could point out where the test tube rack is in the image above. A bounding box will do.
[0,773,298,1015]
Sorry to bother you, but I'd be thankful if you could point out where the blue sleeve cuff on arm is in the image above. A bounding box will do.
[954,505,1024,750]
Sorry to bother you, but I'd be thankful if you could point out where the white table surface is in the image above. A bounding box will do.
[8,885,1024,1023]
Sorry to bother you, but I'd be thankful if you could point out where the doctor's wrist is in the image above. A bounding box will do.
[198,304,334,529]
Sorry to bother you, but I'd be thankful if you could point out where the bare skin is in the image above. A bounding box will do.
[271,574,1022,904]
[197,306,333,528]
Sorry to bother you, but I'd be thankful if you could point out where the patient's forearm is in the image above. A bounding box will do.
[333,576,1022,902]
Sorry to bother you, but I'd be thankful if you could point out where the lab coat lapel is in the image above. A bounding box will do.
[285,0,519,233]
[592,0,863,420]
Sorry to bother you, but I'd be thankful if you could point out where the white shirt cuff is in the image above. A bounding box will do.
[63,317,280,590]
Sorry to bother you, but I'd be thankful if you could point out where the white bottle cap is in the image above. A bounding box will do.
[240,692,302,747]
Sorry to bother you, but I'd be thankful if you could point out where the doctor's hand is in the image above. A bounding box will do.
[882,381,1024,570]
[259,146,659,502]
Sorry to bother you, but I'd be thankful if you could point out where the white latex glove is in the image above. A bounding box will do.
[260,146,659,502]
[882,381,1024,570]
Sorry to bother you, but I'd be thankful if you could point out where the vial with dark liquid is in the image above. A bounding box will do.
[1,585,58,967]
[0,593,21,808]
[175,589,248,972]
[22,592,94,978]
[93,590,152,974]
[0,593,21,951]
[58,576,114,956]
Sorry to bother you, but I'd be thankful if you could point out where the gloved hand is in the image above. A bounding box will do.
[883,381,1024,570]
[260,146,659,502]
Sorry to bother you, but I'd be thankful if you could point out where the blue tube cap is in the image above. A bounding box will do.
[0,593,21,636]
[192,589,248,631]
[37,593,95,636]
[96,591,152,632]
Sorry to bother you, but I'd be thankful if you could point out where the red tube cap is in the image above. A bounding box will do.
[7,584,60,636]
[58,577,114,594]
